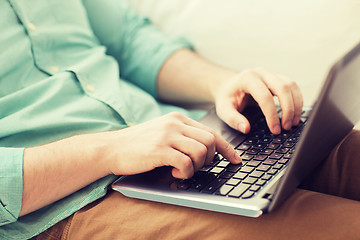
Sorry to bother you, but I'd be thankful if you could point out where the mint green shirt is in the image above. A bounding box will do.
[0,0,204,239]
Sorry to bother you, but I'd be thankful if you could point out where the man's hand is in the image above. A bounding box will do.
[214,68,303,135]
[157,49,303,135]
[101,112,242,179]
[22,113,241,216]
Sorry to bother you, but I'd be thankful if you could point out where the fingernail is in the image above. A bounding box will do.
[238,123,246,133]
[284,121,292,130]
[293,116,300,126]
[273,125,281,135]
[234,152,242,163]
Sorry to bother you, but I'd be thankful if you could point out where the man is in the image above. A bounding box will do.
[1,0,360,239]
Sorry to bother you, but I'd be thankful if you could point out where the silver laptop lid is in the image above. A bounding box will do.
[269,41,360,211]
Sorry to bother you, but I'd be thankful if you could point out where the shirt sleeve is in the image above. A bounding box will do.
[82,0,193,98]
[0,148,24,226]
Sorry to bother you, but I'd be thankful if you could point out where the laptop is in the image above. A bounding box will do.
[112,42,360,217]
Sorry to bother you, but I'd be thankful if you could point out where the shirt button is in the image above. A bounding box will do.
[86,84,95,93]
[49,66,60,73]
[27,22,36,31]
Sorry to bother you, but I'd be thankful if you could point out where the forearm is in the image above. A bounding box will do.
[20,134,109,216]
[157,49,237,104]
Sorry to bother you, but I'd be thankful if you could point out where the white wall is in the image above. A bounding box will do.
[129,0,360,108]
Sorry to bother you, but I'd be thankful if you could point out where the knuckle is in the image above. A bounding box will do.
[206,131,216,144]
[181,156,193,169]
[162,119,178,131]
[282,80,297,92]
[280,82,291,92]
[197,144,208,159]
[242,68,258,78]
[168,111,184,120]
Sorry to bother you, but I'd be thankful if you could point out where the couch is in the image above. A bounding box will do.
[129,0,360,128]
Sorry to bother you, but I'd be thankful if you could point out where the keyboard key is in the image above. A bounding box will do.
[208,155,221,166]
[288,137,299,143]
[233,172,248,180]
[253,154,267,161]
[192,172,216,186]
[273,163,284,170]
[237,144,251,151]
[262,149,273,155]
[284,153,292,159]
[267,169,278,175]
[228,184,251,198]
[219,171,234,179]
[241,190,255,199]
[210,167,224,174]
[283,141,295,148]
[276,147,290,154]
[198,165,212,172]
[278,158,289,164]
[217,160,230,168]
[247,148,261,155]
[249,185,261,192]
[176,182,190,190]
[190,182,206,192]
[215,185,234,196]
[243,176,257,185]
[257,164,271,172]
[241,154,254,161]
[267,143,280,150]
[269,153,283,160]
[272,137,285,144]
[261,174,272,181]
[202,178,226,194]
[280,132,291,138]
[252,133,264,139]
[244,139,257,145]
[260,137,272,143]
[226,178,241,186]
[263,159,277,165]
[254,143,267,149]
[249,171,264,178]
[255,179,267,186]
[239,166,255,173]
[246,160,262,167]
[236,149,244,156]
[227,164,242,173]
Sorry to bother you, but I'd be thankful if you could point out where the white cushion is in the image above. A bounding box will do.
[129,0,360,106]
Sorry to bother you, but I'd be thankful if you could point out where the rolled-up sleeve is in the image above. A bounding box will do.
[82,0,193,98]
[0,148,24,226]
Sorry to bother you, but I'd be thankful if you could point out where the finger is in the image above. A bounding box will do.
[291,87,304,125]
[255,69,297,131]
[180,116,242,164]
[171,135,208,172]
[180,125,216,167]
[216,101,251,134]
[272,85,295,130]
[284,77,304,126]
[165,149,195,179]
[240,76,281,135]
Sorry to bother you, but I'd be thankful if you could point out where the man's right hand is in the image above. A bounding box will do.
[100,112,242,179]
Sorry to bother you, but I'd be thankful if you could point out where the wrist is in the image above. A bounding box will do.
[70,133,112,177]
[208,69,237,103]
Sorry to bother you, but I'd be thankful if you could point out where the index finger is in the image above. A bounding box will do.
[241,78,281,135]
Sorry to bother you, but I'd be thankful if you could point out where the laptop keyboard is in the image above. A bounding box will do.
[174,110,310,199]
